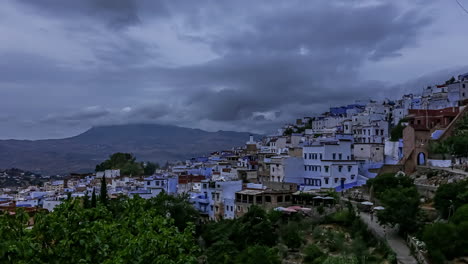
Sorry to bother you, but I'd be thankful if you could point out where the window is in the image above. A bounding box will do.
[277,196,283,203]
[210,205,213,211]
[147,181,150,185]
[375,129,378,135]
[231,206,233,211]
[304,153,307,159]
[325,178,329,184]
[309,153,312,159]
[256,196,263,204]
[351,175,355,180]
[333,153,336,159]
[464,84,466,88]
[304,165,307,171]
[347,166,352,172]
[272,167,275,172]
[285,195,291,202]
[334,178,338,183]
[376,148,380,150]
[338,153,342,160]
[265,196,272,203]
[324,166,329,173]
[320,154,322,160]
[381,129,384,135]
[338,166,343,172]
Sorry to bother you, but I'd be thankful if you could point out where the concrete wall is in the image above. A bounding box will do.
[427,159,451,167]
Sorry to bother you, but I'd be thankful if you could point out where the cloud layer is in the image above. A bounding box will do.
[1,0,468,139]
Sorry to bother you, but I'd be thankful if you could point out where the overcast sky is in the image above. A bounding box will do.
[1,0,468,139]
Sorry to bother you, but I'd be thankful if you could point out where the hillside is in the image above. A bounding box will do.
[0,124,258,175]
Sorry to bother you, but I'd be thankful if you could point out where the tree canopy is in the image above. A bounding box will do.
[368,173,420,234]
[434,179,468,219]
[95,153,144,176]
[0,194,199,263]
[423,205,468,263]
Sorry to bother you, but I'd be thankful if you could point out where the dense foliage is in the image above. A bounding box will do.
[200,205,396,264]
[95,153,159,176]
[428,114,468,157]
[423,205,468,263]
[389,119,407,141]
[367,173,420,234]
[433,179,468,219]
[0,194,199,263]
[200,206,281,264]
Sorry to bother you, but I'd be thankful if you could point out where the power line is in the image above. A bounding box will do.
[456,0,468,15]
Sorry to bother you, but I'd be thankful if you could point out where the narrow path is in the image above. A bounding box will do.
[343,198,418,264]
[358,212,418,264]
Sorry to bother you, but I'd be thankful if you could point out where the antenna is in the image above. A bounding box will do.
[456,0,468,15]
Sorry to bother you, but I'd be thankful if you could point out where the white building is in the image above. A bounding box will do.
[353,143,384,163]
[199,180,243,220]
[299,139,359,190]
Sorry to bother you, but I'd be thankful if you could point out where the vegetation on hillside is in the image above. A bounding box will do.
[0,194,199,263]
[95,153,159,176]
[1,195,397,264]
[200,205,396,264]
[283,119,313,136]
[423,204,468,263]
[367,173,421,234]
[429,114,468,157]
[389,118,407,142]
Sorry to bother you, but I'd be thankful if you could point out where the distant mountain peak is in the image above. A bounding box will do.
[0,123,260,175]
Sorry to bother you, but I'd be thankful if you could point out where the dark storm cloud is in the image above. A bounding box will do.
[16,0,153,29]
[129,104,170,120]
[126,1,433,124]
[40,107,111,125]
[0,0,452,139]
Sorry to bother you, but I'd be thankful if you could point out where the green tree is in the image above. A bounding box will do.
[95,152,144,176]
[303,244,324,264]
[234,245,280,264]
[280,222,303,250]
[143,162,159,175]
[91,188,97,208]
[236,206,278,247]
[376,186,420,234]
[83,191,90,209]
[452,204,468,225]
[390,120,407,141]
[0,197,199,263]
[434,180,468,218]
[367,173,414,197]
[100,175,108,205]
[423,223,458,263]
[445,76,456,85]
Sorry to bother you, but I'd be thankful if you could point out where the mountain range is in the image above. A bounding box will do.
[0,124,258,175]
